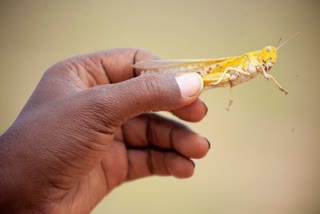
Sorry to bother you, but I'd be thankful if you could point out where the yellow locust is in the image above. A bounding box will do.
[133,33,299,110]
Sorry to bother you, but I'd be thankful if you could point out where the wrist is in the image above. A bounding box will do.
[0,129,24,212]
[0,128,48,213]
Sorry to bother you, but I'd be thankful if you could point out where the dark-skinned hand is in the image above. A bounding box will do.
[0,48,210,213]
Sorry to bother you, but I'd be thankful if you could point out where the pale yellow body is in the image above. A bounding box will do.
[133,45,288,110]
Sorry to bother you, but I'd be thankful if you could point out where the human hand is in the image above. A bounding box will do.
[0,48,210,213]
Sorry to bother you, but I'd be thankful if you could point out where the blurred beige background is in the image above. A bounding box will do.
[1,0,319,213]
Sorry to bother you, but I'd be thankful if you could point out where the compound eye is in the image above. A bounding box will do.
[266,46,271,52]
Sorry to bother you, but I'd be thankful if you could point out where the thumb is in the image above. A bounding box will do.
[86,72,203,126]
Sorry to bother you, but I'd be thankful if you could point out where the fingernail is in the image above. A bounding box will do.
[175,73,203,97]
[190,160,195,168]
[205,138,211,150]
[203,101,208,116]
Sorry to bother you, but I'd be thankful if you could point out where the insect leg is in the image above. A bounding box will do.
[209,68,230,86]
[209,67,250,86]
[226,85,234,111]
[261,67,288,95]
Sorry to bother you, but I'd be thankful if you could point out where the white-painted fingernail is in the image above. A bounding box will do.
[175,73,203,97]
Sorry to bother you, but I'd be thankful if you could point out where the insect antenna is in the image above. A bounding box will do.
[277,32,301,50]
[276,37,282,47]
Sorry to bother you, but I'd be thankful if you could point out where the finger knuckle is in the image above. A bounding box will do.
[141,74,164,99]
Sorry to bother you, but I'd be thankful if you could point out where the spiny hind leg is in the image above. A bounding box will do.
[209,67,250,87]
[208,68,230,86]
[261,67,288,95]
[226,84,234,111]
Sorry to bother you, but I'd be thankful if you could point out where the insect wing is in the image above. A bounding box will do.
[133,57,234,75]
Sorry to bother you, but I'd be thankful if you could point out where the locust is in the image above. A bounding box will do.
[133,33,299,110]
